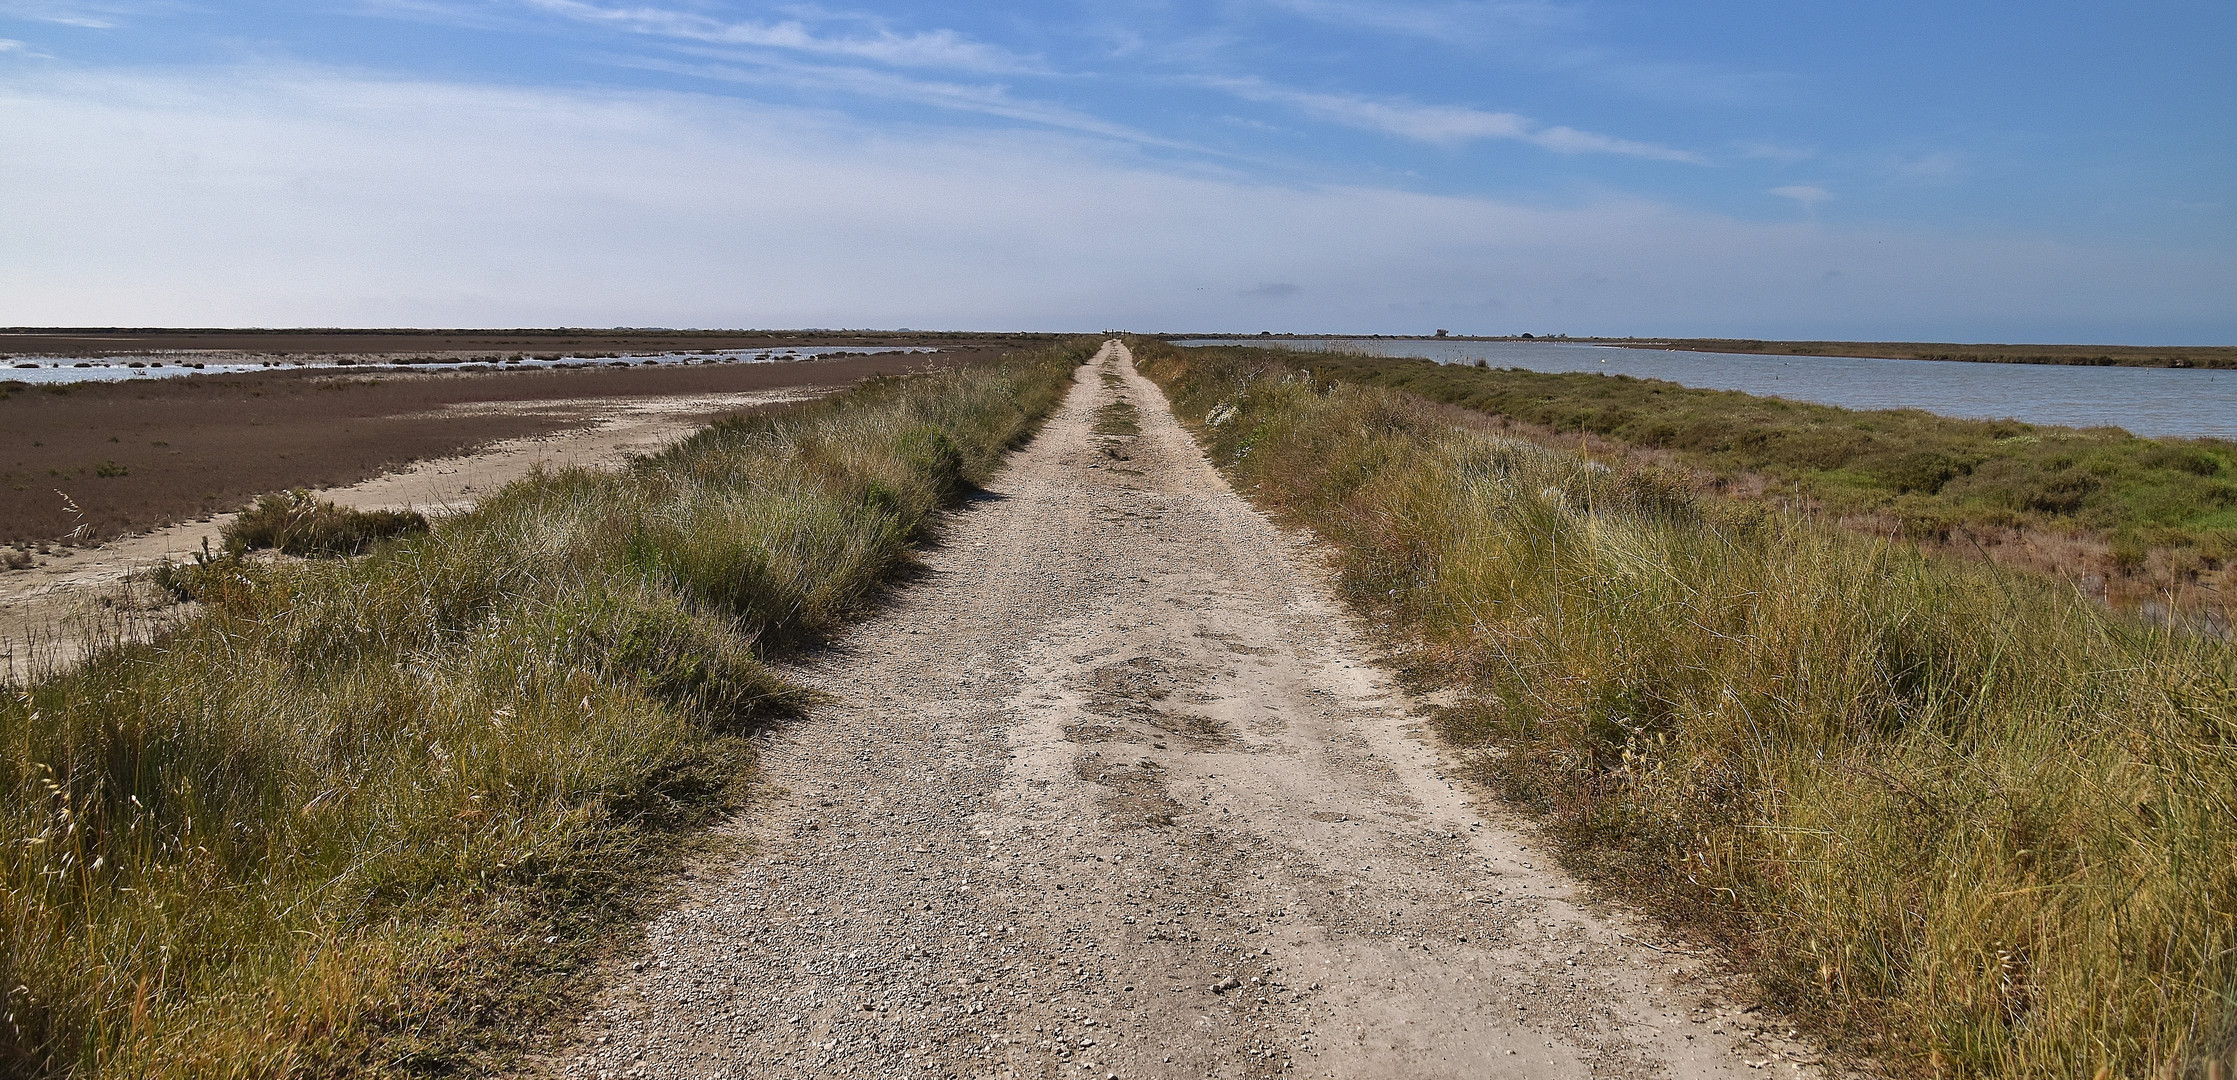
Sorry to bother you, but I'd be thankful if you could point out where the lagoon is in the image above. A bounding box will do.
[0,347,936,387]
[1178,338,2237,440]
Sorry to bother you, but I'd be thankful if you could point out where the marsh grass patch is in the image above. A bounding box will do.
[222,489,430,557]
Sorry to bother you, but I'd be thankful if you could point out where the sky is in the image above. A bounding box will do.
[0,1,2231,340]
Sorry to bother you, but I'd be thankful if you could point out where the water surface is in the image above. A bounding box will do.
[1177,339,2237,440]
[0,347,936,387]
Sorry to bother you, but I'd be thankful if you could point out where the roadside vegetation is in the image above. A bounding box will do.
[222,490,429,557]
[1134,338,2237,1078]
[0,342,1087,1077]
[1263,348,2236,619]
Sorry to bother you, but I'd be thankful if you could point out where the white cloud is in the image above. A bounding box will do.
[620,52,1188,149]
[1887,152,1965,183]
[0,1,140,29]
[1737,141,1814,164]
[0,37,25,50]
[0,67,2227,342]
[512,0,1039,72]
[1257,0,1574,41]
[1770,184,1832,209]
[1204,77,1704,161]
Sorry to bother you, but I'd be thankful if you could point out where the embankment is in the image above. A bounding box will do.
[1215,345,2236,621]
[1133,337,2237,1078]
[0,341,1088,1077]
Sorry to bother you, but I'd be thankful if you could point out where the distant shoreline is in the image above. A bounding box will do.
[1170,333,2237,370]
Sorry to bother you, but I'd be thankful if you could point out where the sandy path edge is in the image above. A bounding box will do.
[542,343,1832,1080]
[0,388,821,679]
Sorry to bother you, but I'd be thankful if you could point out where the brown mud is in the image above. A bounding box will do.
[0,349,1002,543]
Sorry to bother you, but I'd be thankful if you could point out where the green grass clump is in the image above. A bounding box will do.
[0,342,1087,1077]
[223,490,429,557]
[1134,337,2237,1078]
[1093,399,1141,437]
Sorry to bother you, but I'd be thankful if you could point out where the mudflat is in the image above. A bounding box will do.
[0,348,1003,543]
[0,328,1055,358]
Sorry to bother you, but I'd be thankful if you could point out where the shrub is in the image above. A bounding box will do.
[222,490,429,557]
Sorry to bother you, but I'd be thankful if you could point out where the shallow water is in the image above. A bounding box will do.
[1177,339,2237,440]
[0,347,937,387]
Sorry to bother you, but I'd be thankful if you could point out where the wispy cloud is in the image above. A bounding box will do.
[1886,152,1965,183]
[2,67,2228,341]
[0,1,134,29]
[1205,77,1704,162]
[1770,184,1832,210]
[1737,141,1815,164]
[512,0,1040,73]
[1253,0,1771,105]
[1257,0,1574,41]
[622,51,1186,150]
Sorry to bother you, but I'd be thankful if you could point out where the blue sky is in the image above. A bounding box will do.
[0,1,2230,340]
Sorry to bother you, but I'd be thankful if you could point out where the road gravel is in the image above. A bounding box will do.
[548,342,1826,1080]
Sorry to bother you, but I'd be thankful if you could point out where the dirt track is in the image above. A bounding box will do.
[549,343,1825,1079]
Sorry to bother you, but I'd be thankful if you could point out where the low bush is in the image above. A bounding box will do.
[1134,337,2237,1078]
[0,341,1088,1077]
[222,490,429,556]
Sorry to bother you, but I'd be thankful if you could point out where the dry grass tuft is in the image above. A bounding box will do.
[222,490,429,557]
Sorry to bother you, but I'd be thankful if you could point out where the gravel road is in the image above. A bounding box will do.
[548,342,1825,1080]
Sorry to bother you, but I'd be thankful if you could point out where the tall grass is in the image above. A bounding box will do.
[0,343,1087,1077]
[1273,348,2237,618]
[221,491,429,557]
[1133,338,2237,1077]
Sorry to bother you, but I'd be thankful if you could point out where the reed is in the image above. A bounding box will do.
[0,343,1087,1077]
[1134,337,2237,1078]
